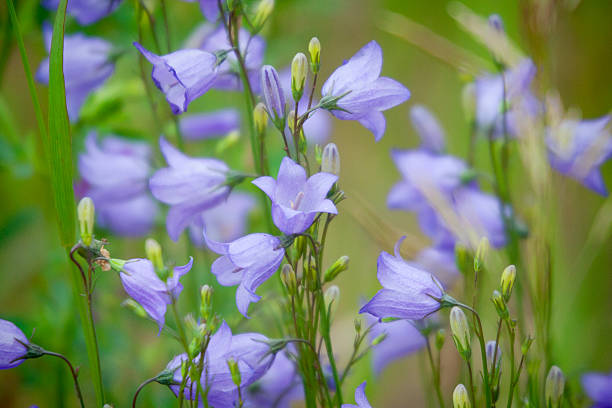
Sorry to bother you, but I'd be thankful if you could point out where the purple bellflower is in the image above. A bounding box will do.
[179,109,241,140]
[118,257,193,332]
[252,157,338,235]
[43,0,122,25]
[78,133,158,236]
[149,137,231,241]
[414,245,459,287]
[343,382,373,408]
[321,40,410,141]
[547,115,612,196]
[261,65,287,127]
[360,237,444,320]
[36,24,114,122]
[410,105,446,154]
[582,370,612,407]
[134,42,218,114]
[0,319,28,370]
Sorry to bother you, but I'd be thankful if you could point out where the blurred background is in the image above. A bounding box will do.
[0,0,611,406]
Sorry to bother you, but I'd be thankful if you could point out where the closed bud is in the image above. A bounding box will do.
[485,341,502,375]
[354,317,362,333]
[435,329,446,350]
[488,14,505,33]
[371,332,387,346]
[287,109,296,131]
[324,255,349,283]
[453,384,471,408]
[545,366,565,408]
[308,37,321,74]
[145,238,164,271]
[253,0,274,29]
[474,237,489,273]
[77,197,95,246]
[227,358,242,387]
[291,53,308,101]
[500,265,516,302]
[321,143,341,176]
[200,285,213,321]
[324,285,340,310]
[253,102,268,134]
[491,290,509,319]
[450,306,471,359]
[280,264,297,295]
[121,298,147,319]
[260,65,286,129]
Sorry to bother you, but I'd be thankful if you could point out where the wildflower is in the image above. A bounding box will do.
[149,137,231,241]
[581,370,612,407]
[134,42,218,114]
[360,237,444,320]
[410,105,446,154]
[42,0,122,25]
[179,109,241,140]
[321,40,410,141]
[343,382,373,408]
[261,65,287,127]
[0,319,29,369]
[246,349,303,408]
[36,24,114,122]
[253,157,338,234]
[77,133,157,236]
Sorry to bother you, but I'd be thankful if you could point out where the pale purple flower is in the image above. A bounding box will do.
[134,42,218,114]
[547,115,612,196]
[321,40,410,141]
[253,157,338,235]
[582,371,612,407]
[188,192,255,246]
[414,245,459,287]
[42,0,122,25]
[179,109,241,140]
[78,133,157,236]
[204,232,284,317]
[453,188,507,248]
[36,24,114,122]
[261,65,287,126]
[410,105,446,154]
[246,348,303,408]
[149,137,231,241]
[119,257,193,332]
[485,340,502,371]
[360,237,443,320]
[343,382,373,408]
[0,319,28,370]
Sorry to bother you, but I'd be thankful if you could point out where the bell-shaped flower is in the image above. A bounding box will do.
[0,319,28,369]
[343,382,373,408]
[205,232,284,317]
[321,40,410,141]
[179,109,240,140]
[360,237,444,320]
[77,132,158,236]
[581,370,612,407]
[36,24,114,122]
[149,137,231,241]
[42,0,122,25]
[410,105,446,154]
[134,42,218,114]
[547,115,612,196]
[253,157,338,235]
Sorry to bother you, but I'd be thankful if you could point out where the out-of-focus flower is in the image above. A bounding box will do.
[245,349,303,408]
[485,340,502,372]
[116,257,193,332]
[410,105,446,154]
[360,237,444,320]
[149,137,231,241]
[0,319,28,369]
[204,232,284,317]
[43,0,122,25]
[134,42,218,114]
[547,115,612,196]
[545,366,565,408]
[413,245,459,287]
[321,40,410,141]
[342,382,373,408]
[179,109,241,140]
[453,384,471,408]
[36,24,114,122]
[253,157,338,234]
[77,133,158,236]
[581,370,612,407]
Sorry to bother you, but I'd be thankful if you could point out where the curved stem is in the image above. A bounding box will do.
[43,351,85,408]
[132,377,157,408]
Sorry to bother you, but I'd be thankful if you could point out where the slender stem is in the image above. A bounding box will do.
[467,360,476,406]
[459,304,492,407]
[491,318,503,381]
[132,377,157,408]
[159,0,172,52]
[170,301,189,351]
[44,351,85,408]
[307,74,318,112]
[506,322,517,408]
[425,337,445,408]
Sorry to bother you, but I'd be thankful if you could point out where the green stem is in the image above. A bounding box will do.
[426,337,445,408]
[459,304,492,407]
[132,377,157,408]
[467,360,476,406]
[506,321,517,408]
[43,350,86,408]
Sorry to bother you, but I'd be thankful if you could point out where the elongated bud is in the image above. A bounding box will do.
[121,299,148,319]
[485,341,502,374]
[308,37,321,74]
[321,143,341,176]
[324,255,349,283]
[253,102,268,134]
[371,332,387,346]
[491,290,509,319]
[501,265,516,302]
[200,285,213,321]
[253,0,274,28]
[280,264,297,295]
[260,65,286,129]
[450,307,471,359]
[287,109,296,131]
[227,358,242,387]
[291,53,308,102]
[474,237,489,273]
[435,329,446,350]
[545,366,565,408]
[354,318,362,333]
[145,238,164,271]
[324,285,340,310]
[453,384,471,408]
[77,197,95,246]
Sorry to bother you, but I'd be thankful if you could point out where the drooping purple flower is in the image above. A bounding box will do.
[78,133,158,236]
[321,40,410,141]
[42,0,122,25]
[36,23,114,122]
[410,105,446,154]
[342,382,373,408]
[204,232,284,317]
[188,192,255,246]
[149,137,231,241]
[179,109,241,140]
[547,115,612,196]
[261,65,287,126]
[582,371,612,407]
[134,42,218,114]
[118,257,193,332]
[252,157,338,235]
[0,319,28,370]
[360,237,443,320]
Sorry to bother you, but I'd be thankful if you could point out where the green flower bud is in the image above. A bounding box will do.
[454,243,471,276]
[253,0,274,29]
[280,264,297,295]
[450,306,471,359]
[474,237,489,273]
[453,384,471,408]
[77,197,95,246]
[354,317,362,333]
[324,255,349,283]
[308,37,321,74]
[121,299,148,319]
[501,264,516,302]
[324,285,340,311]
[253,102,268,134]
[145,238,164,271]
[109,258,126,271]
[491,290,509,319]
[371,332,387,346]
[200,285,213,321]
[545,365,565,408]
[321,143,341,176]
[227,358,242,387]
[435,328,446,350]
[291,52,308,102]
[287,109,296,131]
